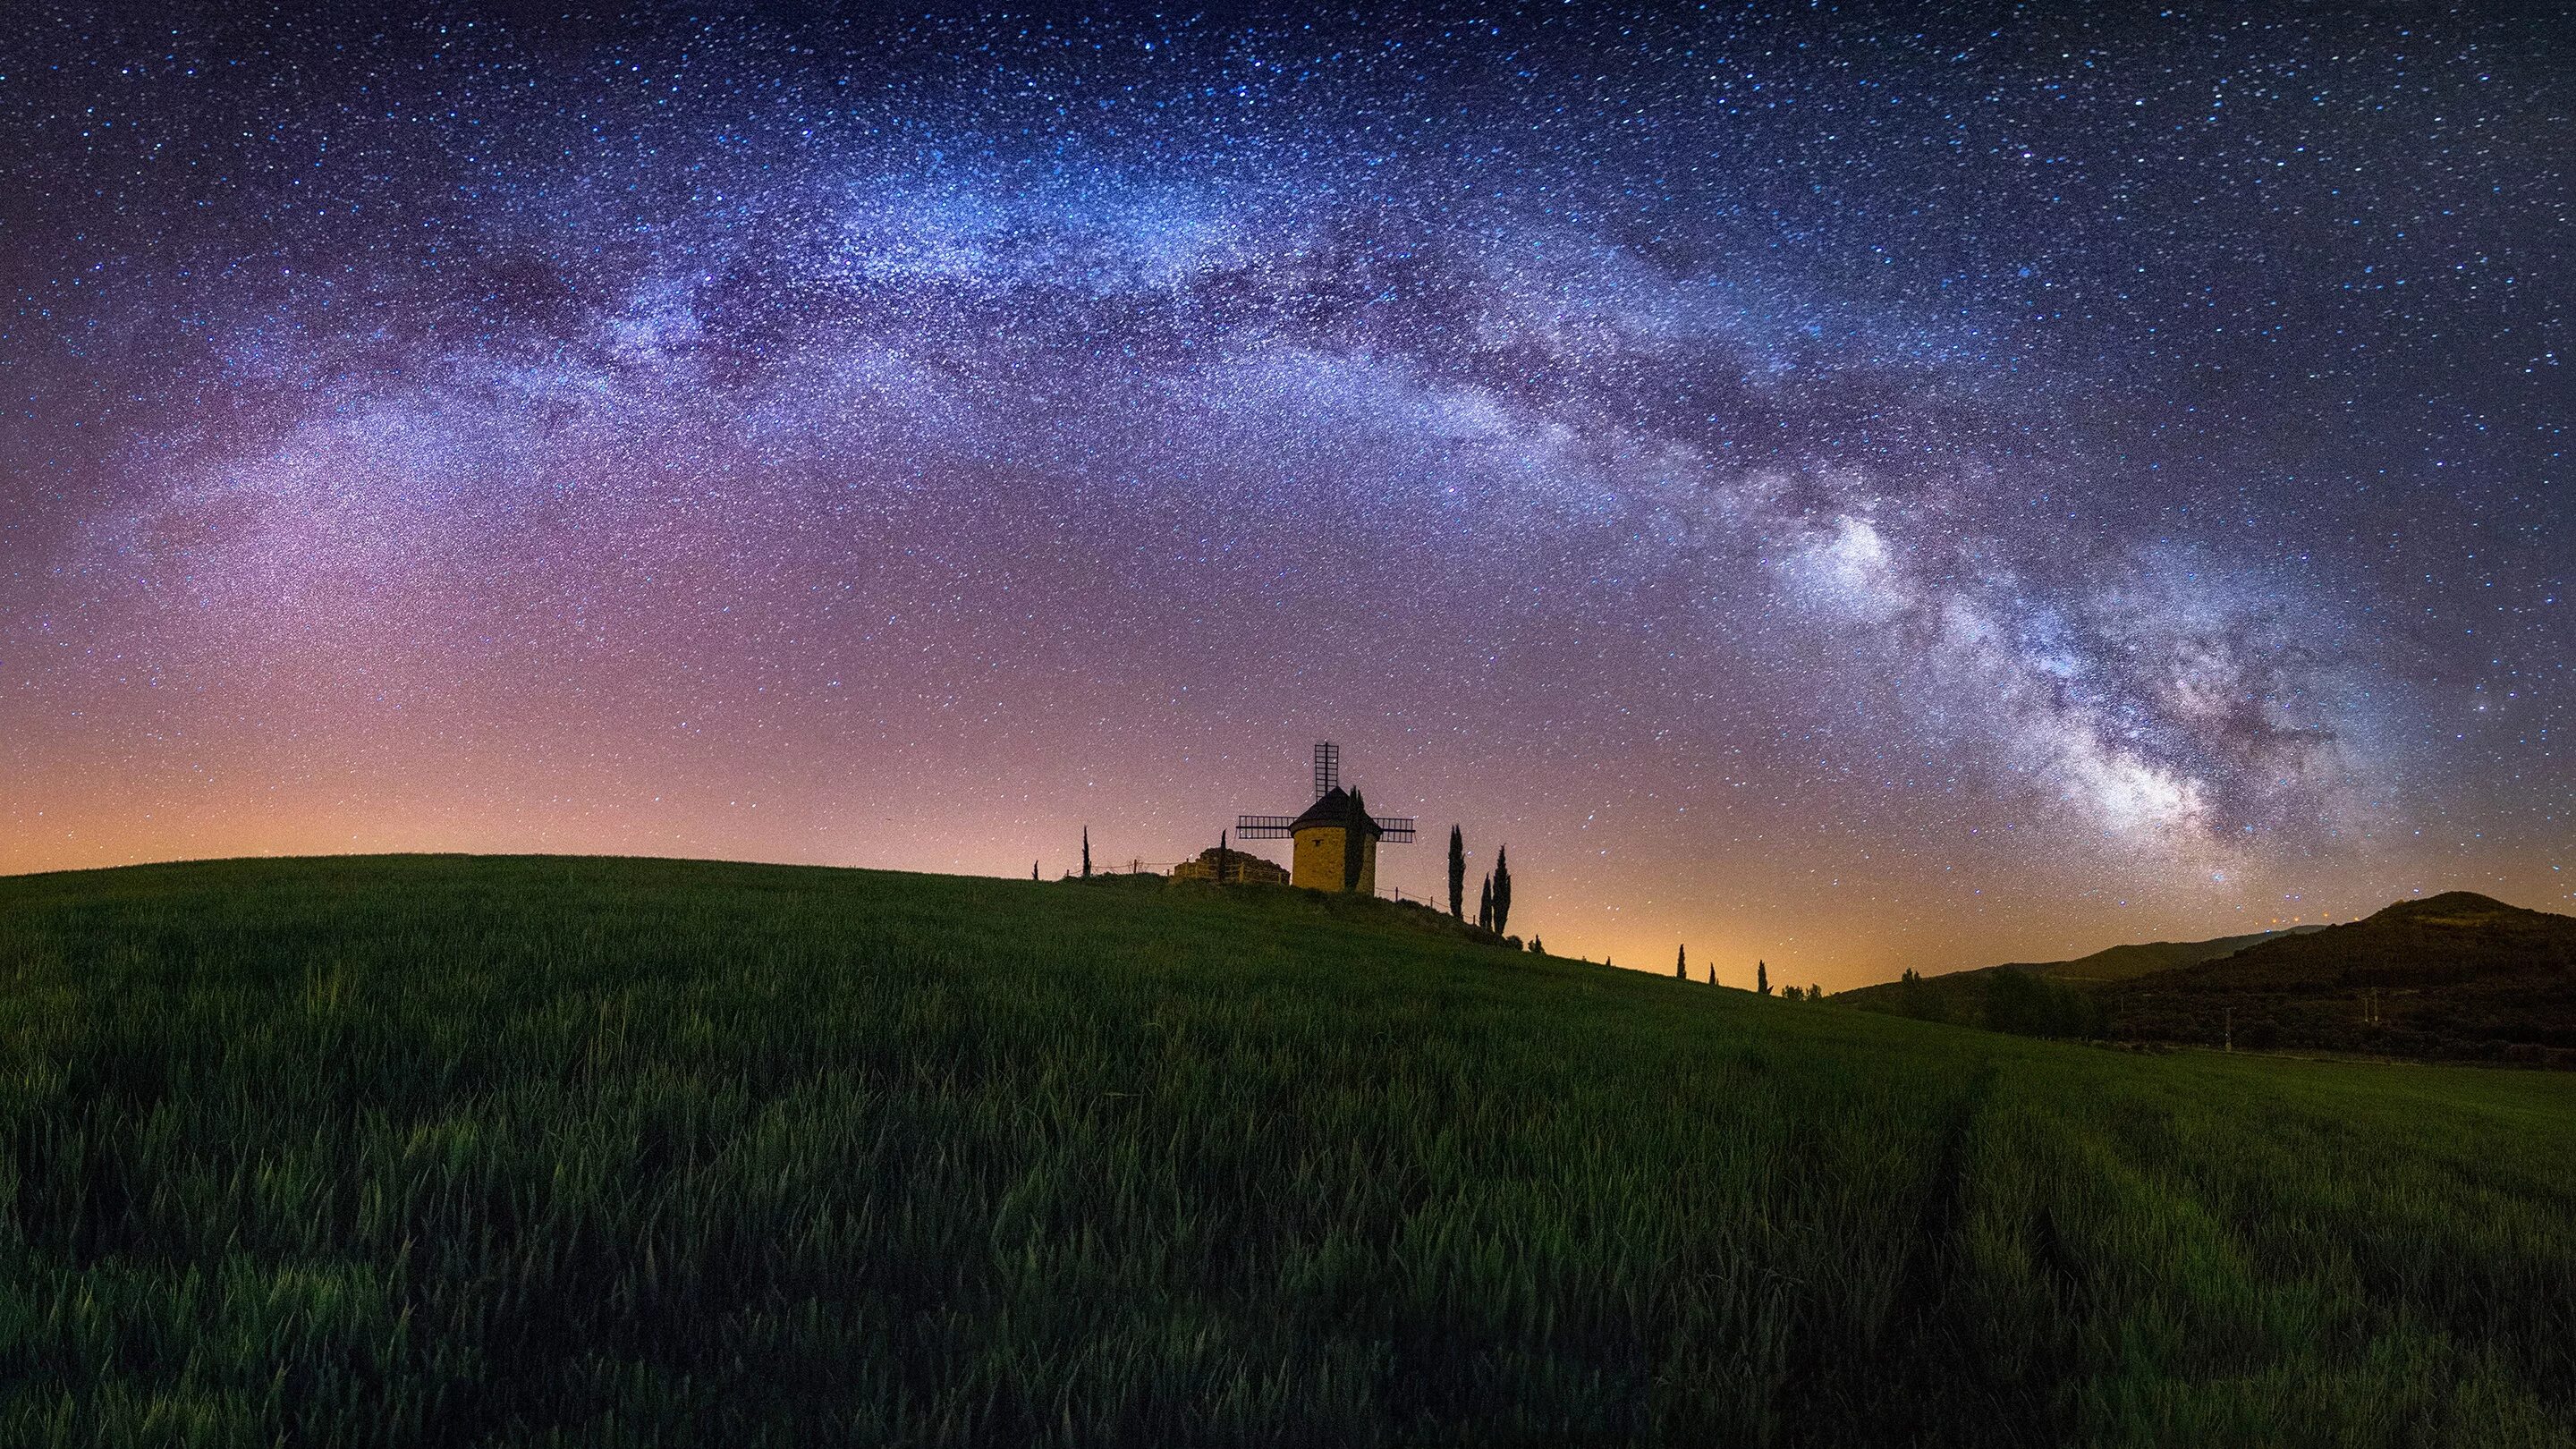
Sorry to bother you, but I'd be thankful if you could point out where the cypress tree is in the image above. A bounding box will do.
[1081,827,1092,879]
[1757,960,1770,996]
[1531,936,1544,954]
[1343,789,1368,892]
[1491,845,1513,937]
[1706,964,1715,987]
[1447,826,1466,919]
[1031,860,1038,880]
[1478,876,1494,932]
[1217,828,1230,886]
[1676,945,1687,980]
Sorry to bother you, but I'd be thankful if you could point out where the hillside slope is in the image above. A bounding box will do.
[1833,927,2318,1037]
[2,857,2572,1447]
[2014,927,2323,983]
[2107,891,2576,1059]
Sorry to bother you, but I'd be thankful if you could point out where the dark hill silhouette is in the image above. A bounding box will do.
[2106,892,2576,1062]
[1836,925,2321,1036]
[1998,928,2323,984]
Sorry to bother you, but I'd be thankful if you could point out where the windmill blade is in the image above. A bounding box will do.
[1371,816,1417,842]
[1312,741,1341,799]
[1234,815,1299,838]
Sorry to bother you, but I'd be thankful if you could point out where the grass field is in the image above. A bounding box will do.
[3,856,2572,1446]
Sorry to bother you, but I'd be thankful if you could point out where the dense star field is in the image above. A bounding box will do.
[2,4,2567,985]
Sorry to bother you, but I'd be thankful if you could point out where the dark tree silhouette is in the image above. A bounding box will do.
[1343,789,1368,891]
[1491,845,1513,937]
[1676,945,1687,980]
[1447,826,1466,920]
[1218,828,1230,886]
[1531,936,1544,954]
[1757,960,1770,996]
[1031,860,1038,880]
[1478,875,1494,932]
[1081,827,1092,879]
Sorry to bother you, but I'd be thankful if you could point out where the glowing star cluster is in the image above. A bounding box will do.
[1,7,2566,985]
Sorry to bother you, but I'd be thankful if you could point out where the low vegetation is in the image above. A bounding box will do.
[1842,963,2108,1040]
[3,857,2572,1445]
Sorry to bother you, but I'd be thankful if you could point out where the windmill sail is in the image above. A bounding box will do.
[1236,744,1415,850]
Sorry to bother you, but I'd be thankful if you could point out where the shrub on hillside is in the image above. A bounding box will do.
[1981,969,2106,1040]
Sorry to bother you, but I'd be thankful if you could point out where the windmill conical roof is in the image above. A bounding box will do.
[1290,785,1382,836]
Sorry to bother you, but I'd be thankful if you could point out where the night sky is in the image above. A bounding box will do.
[3,4,2567,987]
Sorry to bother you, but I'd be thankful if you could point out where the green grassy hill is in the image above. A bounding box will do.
[3,857,2572,1446]
[2107,891,2576,1060]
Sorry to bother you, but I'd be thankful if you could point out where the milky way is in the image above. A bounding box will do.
[3,5,2567,984]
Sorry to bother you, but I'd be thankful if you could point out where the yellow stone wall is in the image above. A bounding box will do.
[1292,826,1377,894]
[1171,849,1288,886]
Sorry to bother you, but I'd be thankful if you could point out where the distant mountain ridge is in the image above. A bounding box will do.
[1833,924,2322,1040]
[1835,922,2322,1015]
[1843,893,2576,1065]
[2135,892,2568,990]
[1989,926,2328,985]
[2106,892,2576,1061]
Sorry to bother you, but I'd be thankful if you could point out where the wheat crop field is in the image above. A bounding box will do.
[1,856,2569,1446]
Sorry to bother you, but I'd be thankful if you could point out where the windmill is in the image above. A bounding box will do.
[1236,741,1417,894]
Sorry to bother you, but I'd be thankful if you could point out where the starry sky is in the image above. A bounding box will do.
[3,4,2568,987]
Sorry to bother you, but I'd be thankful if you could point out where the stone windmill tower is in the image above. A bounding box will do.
[1235,741,1416,894]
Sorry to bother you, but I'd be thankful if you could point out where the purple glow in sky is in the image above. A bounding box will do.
[3,4,2567,985]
